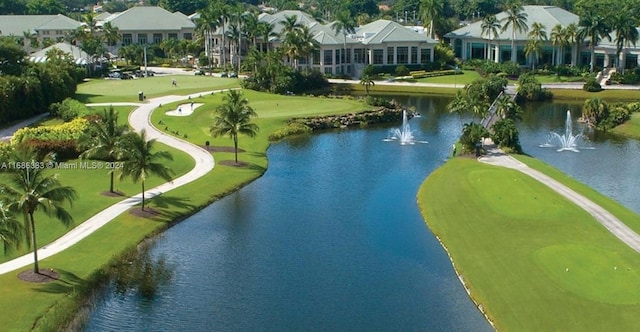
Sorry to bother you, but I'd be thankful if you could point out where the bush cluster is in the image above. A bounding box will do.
[583,78,602,92]
[11,118,89,144]
[268,123,312,141]
[49,98,90,121]
[17,139,80,160]
[610,68,640,85]
[516,74,553,102]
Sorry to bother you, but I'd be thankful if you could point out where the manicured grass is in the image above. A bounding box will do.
[151,90,373,147]
[0,106,195,264]
[612,112,640,138]
[75,75,241,104]
[533,74,584,83]
[418,157,640,331]
[415,70,483,84]
[550,88,639,102]
[0,89,373,331]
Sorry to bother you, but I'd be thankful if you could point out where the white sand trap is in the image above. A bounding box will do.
[165,103,203,116]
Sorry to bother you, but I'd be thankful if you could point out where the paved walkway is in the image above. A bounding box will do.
[0,113,50,142]
[478,142,640,253]
[0,90,237,275]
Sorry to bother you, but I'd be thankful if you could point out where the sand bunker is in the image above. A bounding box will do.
[165,103,203,116]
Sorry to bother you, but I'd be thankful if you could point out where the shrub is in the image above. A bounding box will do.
[365,96,392,107]
[516,73,553,102]
[583,78,602,92]
[491,118,522,153]
[17,138,80,160]
[268,123,312,141]
[49,98,89,121]
[11,117,89,144]
[395,65,410,77]
[460,122,489,153]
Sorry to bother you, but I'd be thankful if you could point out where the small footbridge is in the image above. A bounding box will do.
[480,85,518,130]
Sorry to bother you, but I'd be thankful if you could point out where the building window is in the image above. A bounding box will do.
[138,34,147,44]
[411,47,418,64]
[313,50,320,65]
[153,33,162,44]
[299,56,308,65]
[324,67,332,75]
[354,49,364,63]
[168,33,178,40]
[55,30,63,35]
[345,49,351,63]
[387,46,394,64]
[335,49,341,64]
[397,47,408,64]
[324,50,332,65]
[184,33,192,40]
[42,31,50,35]
[420,48,431,63]
[123,34,132,45]
[373,49,383,64]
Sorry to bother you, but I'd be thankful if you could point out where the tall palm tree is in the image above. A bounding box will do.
[297,25,320,69]
[196,5,220,74]
[565,22,579,66]
[0,202,21,254]
[550,24,565,66]
[258,21,277,52]
[331,10,356,74]
[210,90,259,163]
[577,13,611,72]
[611,12,639,72]
[526,22,547,70]
[481,15,501,61]
[0,148,76,273]
[101,22,120,61]
[280,15,304,67]
[79,106,129,193]
[495,94,521,121]
[500,2,528,63]
[360,75,375,95]
[581,96,608,126]
[22,30,33,54]
[119,130,173,211]
[419,0,444,39]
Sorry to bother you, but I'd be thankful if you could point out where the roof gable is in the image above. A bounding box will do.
[0,15,81,36]
[357,20,435,44]
[105,6,195,31]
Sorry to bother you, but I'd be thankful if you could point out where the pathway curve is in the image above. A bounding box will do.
[0,113,50,142]
[478,143,640,253]
[0,90,232,275]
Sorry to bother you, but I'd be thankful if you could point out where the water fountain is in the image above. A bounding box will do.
[384,110,426,145]
[540,110,585,152]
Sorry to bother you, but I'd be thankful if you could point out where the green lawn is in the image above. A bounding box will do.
[75,75,241,103]
[0,88,373,331]
[612,112,640,138]
[418,157,640,331]
[532,74,585,83]
[415,70,483,85]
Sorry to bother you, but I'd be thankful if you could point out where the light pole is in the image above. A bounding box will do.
[454,65,459,88]
[143,44,148,77]
[404,11,408,25]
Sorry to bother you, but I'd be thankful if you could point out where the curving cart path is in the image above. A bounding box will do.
[478,142,640,253]
[0,90,234,275]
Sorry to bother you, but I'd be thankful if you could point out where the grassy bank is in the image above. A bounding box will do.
[0,89,371,331]
[612,112,640,138]
[418,156,640,331]
[76,76,241,104]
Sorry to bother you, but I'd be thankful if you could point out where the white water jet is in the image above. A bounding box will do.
[540,110,584,152]
[384,110,427,145]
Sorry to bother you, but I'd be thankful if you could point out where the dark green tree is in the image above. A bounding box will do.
[210,90,259,163]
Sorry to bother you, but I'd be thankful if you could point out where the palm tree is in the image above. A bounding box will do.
[419,0,444,39]
[196,5,220,74]
[79,106,129,193]
[611,12,639,72]
[101,22,121,61]
[578,13,611,72]
[22,30,33,54]
[280,15,304,68]
[581,96,608,126]
[0,148,76,273]
[210,90,259,163]
[481,15,501,61]
[500,2,528,63]
[297,25,320,70]
[331,10,356,74]
[258,21,277,53]
[0,202,21,254]
[525,22,547,70]
[495,94,521,121]
[360,75,375,95]
[550,24,565,66]
[565,23,579,67]
[119,130,173,211]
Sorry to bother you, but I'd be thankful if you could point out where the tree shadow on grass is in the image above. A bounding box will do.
[33,269,86,294]
[148,194,196,221]
[75,93,102,104]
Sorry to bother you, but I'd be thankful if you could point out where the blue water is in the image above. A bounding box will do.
[85,97,640,331]
[85,97,492,331]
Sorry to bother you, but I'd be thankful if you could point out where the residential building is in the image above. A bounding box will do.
[0,14,82,54]
[444,5,640,69]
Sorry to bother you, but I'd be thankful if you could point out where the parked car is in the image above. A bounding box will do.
[121,72,133,79]
[194,69,205,76]
[229,72,238,78]
[220,71,228,78]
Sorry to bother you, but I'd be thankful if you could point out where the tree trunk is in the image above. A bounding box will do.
[110,171,114,193]
[234,135,239,163]
[30,213,38,273]
[141,181,145,211]
[590,43,595,72]
[511,30,516,63]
